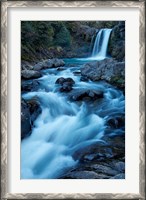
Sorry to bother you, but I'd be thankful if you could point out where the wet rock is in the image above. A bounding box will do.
[77,24,96,42]
[52,58,65,67]
[55,77,75,92]
[73,70,81,75]
[73,141,124,162]
[21,64,34,70]
[21,70,42,79]
[60,82,73,92]
[111,173,125,179]
[34,58,65,70]
[69,89,103,101]
[60,170,108,179]
[80,76,89,82]
[34,62,46,70]
[21,97,42,139]
[92,164,118,176]
[106,115,125,129]
[26,97,42,125]
[103,135,125,150]
[55,77,75,85]
[57,67,65,71]
[55,77,66,85]
[21,99,31,139]
[65,78,75,85]
[81,58,125,89]
[21,80,40,92]
[114,161,125,173]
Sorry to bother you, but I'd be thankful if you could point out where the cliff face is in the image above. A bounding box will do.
[21,21,123,62]
[108,21,125,61]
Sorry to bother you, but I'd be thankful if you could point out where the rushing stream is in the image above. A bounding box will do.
[21,58,125,179]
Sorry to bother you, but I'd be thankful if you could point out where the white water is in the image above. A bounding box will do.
[91,29,112,60]
[21,65,125,179]
[71,28,112,62]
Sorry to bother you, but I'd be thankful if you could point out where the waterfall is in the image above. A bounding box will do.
[91,28,112,59]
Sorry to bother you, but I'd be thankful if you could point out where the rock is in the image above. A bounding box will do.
[80,76,89,82]
[81,61,101,81]
[52,58,65,67]
[60,170,107,179]
[21,70,42,79]
[55,77,66,85]
[21,99,31,139]
[65,78,75,85]
[103,135,125,149]
[77,24,96,42]
[21,80,40,92]
[55,77,75,85]
[73,70,81,75]
[55,77,75,92]
[60,82,73,92]
[21,64,34,70]
[69,89,103,101]
[26,97,42,125]
[92,164,118,176]
[114,161,125,173]
[108,21,125,61]
[21,97,42,139]
[106,115,125,129]
[73,142,124,162]
[81,58,125,88]
[111,173,125,179]
[57,67,65,71]
[33,58,65,70]
[34,62,45,70]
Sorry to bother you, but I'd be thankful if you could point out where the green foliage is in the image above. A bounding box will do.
[54,24,71,47]
[21,21,121,62]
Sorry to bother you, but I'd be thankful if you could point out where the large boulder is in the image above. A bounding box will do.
[33,62,47,70]
[55,77,75,92]
[21,64,34,71]
[21,99,31,139]
[26,98,42,125]
[21,97,42,139]
[21,80,40,92]
[69,89,103,101]
[106,115,125,129]
[81,58,125,88]
[59,170,108,179]
[72,142,124,162]
[33,58,65,70]
[21,70,42,79]
[51,58,65,67]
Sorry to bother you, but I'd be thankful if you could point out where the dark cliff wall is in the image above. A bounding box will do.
[108,21,125,61]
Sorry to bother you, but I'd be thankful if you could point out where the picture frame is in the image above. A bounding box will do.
[0,0,145,199]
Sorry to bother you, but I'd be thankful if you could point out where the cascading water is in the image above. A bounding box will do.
[91,28,112,59]
[21,62,125,179]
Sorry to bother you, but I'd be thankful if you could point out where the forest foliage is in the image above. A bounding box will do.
[21,21,119,62]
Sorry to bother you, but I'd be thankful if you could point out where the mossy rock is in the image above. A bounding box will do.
[110,76,125,90]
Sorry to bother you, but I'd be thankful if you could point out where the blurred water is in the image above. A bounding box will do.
[21,60,124,179]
